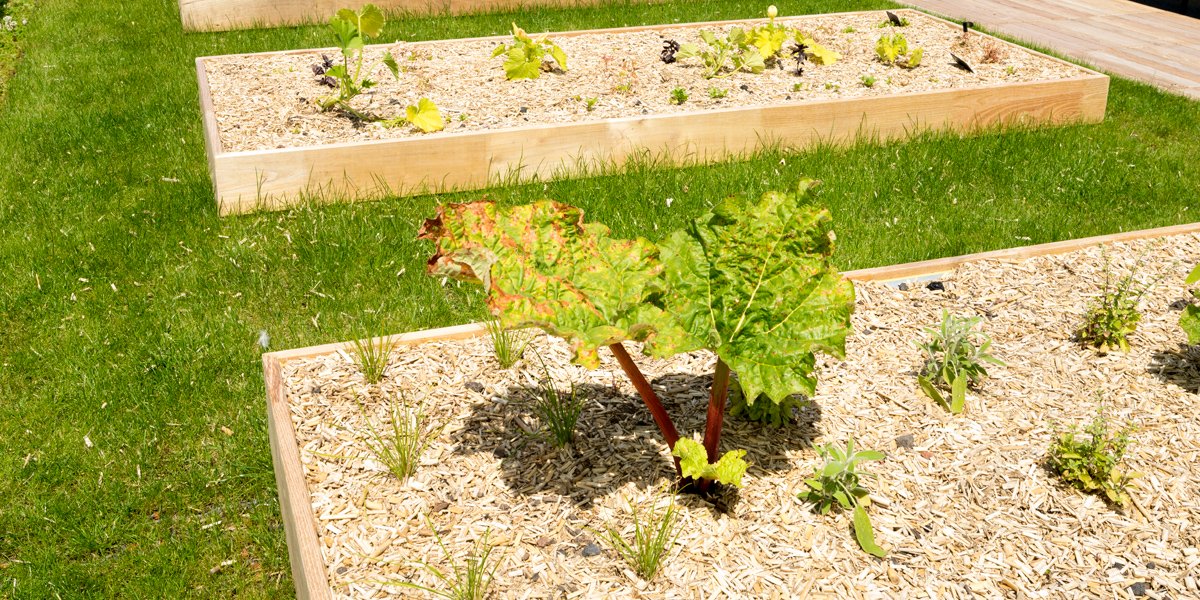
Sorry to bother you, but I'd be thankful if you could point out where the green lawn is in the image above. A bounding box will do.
[0,0,1198,596]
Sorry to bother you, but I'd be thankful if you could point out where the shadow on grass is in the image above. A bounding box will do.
[448,371,821,509]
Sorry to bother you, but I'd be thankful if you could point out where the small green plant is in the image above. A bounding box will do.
[381,97,445,133]
[401,526,498,600]
[601,492,681,581]
[531,359,584,447]
[842,26,857,33]
[315,5,398,119]
[875,33,922,68]
[878,16,909,27]
[824,82,839,90]
[728,379,807,427]
[492,22,567,80]
[672,438,747,488]
[860,75,876,87]
[792,82,804,92]
[1005,65,1017,76]
[351,334,394,384]
[669,87,689,105]
[360,393,441,481]
[1048,407,1138,508]
[1077,259,1155,352]
[675,28,765,79]
[917,311,1004,414]
[484,319,532,368]
[584,97,598,111]
[800,440,887,557]
[708,87,728,99]
[1181,264,1200,344]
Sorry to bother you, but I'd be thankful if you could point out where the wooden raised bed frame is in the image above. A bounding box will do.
[179,0,652,32]
[261,220,1200,599]
[197,9,1110,216]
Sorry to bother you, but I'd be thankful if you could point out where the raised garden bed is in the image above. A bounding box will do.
[262,221,1200,599]
[178,0,644,32]
[198,9,1108,215]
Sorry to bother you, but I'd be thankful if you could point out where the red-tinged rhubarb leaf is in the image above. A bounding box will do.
[657,181,856,404]
[419,200,685,367]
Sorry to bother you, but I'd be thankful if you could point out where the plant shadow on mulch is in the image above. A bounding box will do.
[450,371,822,510]
[1147,343,1200,393]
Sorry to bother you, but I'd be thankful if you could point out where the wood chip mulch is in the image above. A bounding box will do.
[281,233,1200,599]
[206,9,1087,153]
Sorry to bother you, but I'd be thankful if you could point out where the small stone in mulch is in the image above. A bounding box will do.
[926,280,946,291]
[1129,582,1148,596]
[895,434,915,450]
[430,500,450,513]
[581,543,601,557]
[536,536,555,548]
[465,381,485,394]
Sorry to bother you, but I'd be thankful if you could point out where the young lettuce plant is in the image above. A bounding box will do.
[492,23,567,80]
[419,181,855,491]
[875,33,923,68]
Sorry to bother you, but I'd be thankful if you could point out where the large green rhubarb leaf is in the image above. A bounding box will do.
[657,181,855,404]
[419,201,685,368]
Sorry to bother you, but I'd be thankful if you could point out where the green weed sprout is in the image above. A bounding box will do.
[531,357,584,447]
[400,526,498,600]
[1077,259,1156,352]
[351,334,394,384]
[601,492,681,580]
[484,319,532,368]
[359,392,441,481]
[1048,407,1138,509]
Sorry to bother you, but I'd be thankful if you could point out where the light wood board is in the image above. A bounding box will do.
[903,0,1200,99]
[261,220,1200,597]
[179,0,660,32]
[197,9,1109,215]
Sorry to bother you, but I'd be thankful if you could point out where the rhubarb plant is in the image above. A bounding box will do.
[492,23,567,80]
[1181,264,1200,344]
[419,182,854,491]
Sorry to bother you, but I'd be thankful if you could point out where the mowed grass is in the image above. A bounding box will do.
[0,0,1198,596]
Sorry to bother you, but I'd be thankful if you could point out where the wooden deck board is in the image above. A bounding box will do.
[904,0,1200,99]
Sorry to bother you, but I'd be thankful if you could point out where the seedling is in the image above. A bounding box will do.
[531,358,584,447]
[381,97,445,133]
[492,22,567,80]
[1181,264,1200,344]
[584,97,598,111]
[1048,407,1138,509]
[1005,65,1017,76]
[484,319,532,368]
[792,82,804,92]
[824,82,839,90]
[669,87,689,105]
[400,526,499,600]
[875,33,923,68]
[1076,258,1156,353]
[841,26,857,33]
[675,28,766,79]
[917,311,1004,414]
[359,393,441,481]
[351,334,394,384]
[800,440,887,557]
[315,4,399,119]
[708,87,728,99]
[601,491,681,581]
[860,75,876,88]
[420,181,854,491]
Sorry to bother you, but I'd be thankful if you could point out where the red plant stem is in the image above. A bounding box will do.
[608,343,682,473]
[697,359,732,492]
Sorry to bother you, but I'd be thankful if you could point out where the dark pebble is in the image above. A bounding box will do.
[431,500,450,512]
[519,106,528,113]
[1110,562,1125,571]
[926,280,945,291]
[465,381,485,394]
[581,543,601,557]
[1129,582,1148,596]
[739,84,751,92]
[897,282,910,291]
[895,434,915,450]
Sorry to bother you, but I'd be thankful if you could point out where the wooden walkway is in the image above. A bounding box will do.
[902,0,1200,99]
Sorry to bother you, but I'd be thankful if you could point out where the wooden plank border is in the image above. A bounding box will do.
[179,0,662,32]
[198,9,1110,215]
[261,220,1200,597]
